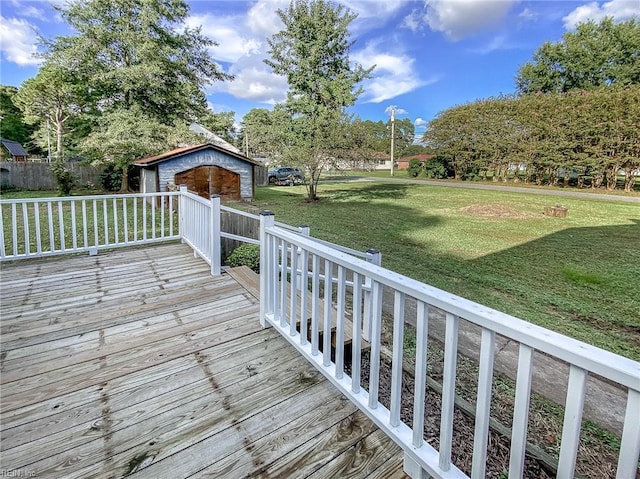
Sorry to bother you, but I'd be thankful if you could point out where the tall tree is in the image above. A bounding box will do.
[265,0,372,200]
[0,86,31,149]
[199,110,237,145]
[240,107,292,159]
[391,117,416,158]
[516,17,640,94]
[44,0,231,190]
[15,64,86,160]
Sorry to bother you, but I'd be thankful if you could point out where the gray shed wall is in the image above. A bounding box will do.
[156,150,254,199]
[141,167,157,194]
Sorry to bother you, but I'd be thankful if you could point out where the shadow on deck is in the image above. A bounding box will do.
[0,243,407,478]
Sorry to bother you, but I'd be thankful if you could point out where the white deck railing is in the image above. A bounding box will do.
[2,192,638,478]
[258,211,640,479]
[178,186,221,275]
[0,191,181,260]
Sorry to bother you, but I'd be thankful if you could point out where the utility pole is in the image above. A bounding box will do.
[390,107,395,177]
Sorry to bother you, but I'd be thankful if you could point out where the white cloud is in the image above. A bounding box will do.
[469,34,522,54]
[0,16,41,66]
[341,1,410,33]
[403,9,425,32]
[191,0,425,106]
[414,118,428,127]
[8,0,46,21]
[409,0,518,41]
[209,55,288,105]
[245,0,287,37]
[187,1,290,104]
[186,13,262,63]
[353,43,436,103]
[518,7,537,21]
[385,105,408,116]
[342,1,408,19]
[563,0,640,29]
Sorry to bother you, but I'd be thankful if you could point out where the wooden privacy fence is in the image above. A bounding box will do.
[0,161,101,190]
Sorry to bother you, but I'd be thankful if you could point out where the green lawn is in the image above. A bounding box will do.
[251,181,640,360]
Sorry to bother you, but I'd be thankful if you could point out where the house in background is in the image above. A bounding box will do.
[396,153,436,170]
[1,138,28,162]
[135,143,264,202]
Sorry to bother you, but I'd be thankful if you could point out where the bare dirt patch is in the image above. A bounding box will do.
[461,204,540,218]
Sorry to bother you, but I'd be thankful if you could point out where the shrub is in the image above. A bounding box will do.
[407,158,423,178]
[424,156,453,179]
[99,164,122,192]
[50,161,76,196]
[226,244,260,273]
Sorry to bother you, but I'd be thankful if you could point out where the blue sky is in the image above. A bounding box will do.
[1,0,639,138]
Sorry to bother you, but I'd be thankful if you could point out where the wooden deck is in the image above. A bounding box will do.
[0,243,407,479]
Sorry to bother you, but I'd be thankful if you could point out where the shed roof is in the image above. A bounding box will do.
[134,143,263,168]
[1,138,28,157]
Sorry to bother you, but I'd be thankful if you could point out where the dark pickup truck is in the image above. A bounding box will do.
[268,167,304,185]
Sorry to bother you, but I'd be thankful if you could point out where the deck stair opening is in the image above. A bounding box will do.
[228,265,371,362]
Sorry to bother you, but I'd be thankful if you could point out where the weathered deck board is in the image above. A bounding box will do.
[0,243,407,479]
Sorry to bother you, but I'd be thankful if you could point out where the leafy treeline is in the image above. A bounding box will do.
[423,86,639,191]
[422,17,640,192]
[240,107,418,169]
[6,0,232,191]
[516,18,640,94]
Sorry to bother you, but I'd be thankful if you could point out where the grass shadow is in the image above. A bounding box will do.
[468,219,640,358]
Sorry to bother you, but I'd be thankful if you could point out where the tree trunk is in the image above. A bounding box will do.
[454,161,461,181]
[120,166,130,193]
[55,108,64,160]
[605,164,620,190]
[592,170,604,189]
[624,168,637,192]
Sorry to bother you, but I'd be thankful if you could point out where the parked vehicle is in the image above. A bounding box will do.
[268,167,304,185]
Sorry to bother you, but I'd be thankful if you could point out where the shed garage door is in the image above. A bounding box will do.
[175,165,241,202]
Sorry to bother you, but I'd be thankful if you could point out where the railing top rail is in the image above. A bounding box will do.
[220,205,260,220]
[307,235,375,260]
[274,220,301,232]
[180,190,211,207]
[222,205,374,260]
[0,191,180,205]
[266,224,640,390]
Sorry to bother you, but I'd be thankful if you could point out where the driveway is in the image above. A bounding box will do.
[344,175,640,203]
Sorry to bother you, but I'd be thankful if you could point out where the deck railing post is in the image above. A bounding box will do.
[260,210,275,328]
[210,194,221,276]
[404,453,431,479]
[362,248,381,342]
[179,185,188,243]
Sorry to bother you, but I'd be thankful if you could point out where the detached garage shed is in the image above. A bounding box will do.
[135,143,264,202]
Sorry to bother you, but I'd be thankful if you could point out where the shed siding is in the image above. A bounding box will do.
[157,150,253,199]
[141,168,158,194]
